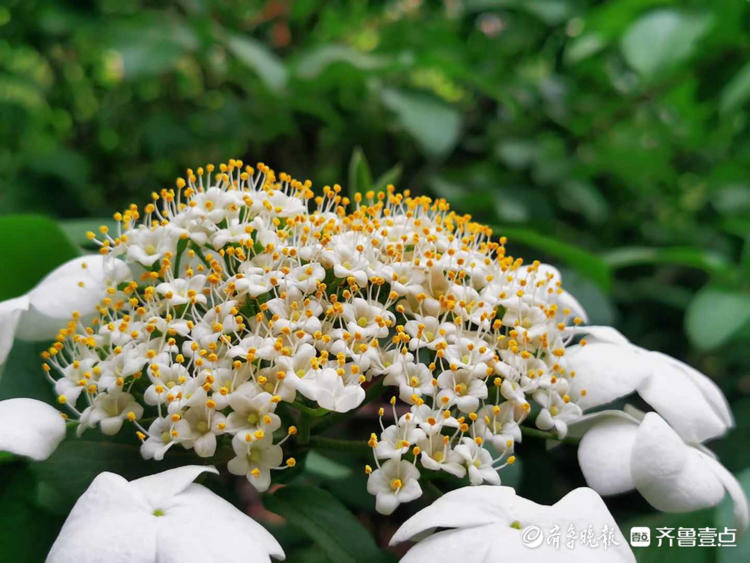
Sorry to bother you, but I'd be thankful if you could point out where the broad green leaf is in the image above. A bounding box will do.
[305,450,352,480]
[493,225,612,291]
[621,9,712,78]
[381,88,460,157]
[0,340,55,402]
[227,35,288,92]
[263,485,383,563]
[0,215,80,300]
[295,45,386,79]
[0,462,63,561]
[685,286,750,350]
[347,147,373,202]
[602,247,732,276]
[720,62,750,115]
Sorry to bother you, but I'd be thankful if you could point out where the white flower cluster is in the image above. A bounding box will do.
[44,160,587,511]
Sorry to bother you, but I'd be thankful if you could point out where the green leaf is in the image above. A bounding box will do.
[295,45,386,79]
[685,286,750,350]
[557,180,609,225]
[0,215,80,300]
[564,33,606,65]
[720,62,750,115]
[620,9,712,78]
[59,218,117,249]
[226,35,288,92]
[0,462,63,561]
[492,225,612,291]
[0,340,54,402]
[263,485,383,563]
[602,246,732,276]
[372,163,403,193]
[305,450,352,480]
[347,147,373,202]
[381,88,460,157]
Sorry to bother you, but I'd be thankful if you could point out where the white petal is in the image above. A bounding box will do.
[46,472,155,563]
[390,486,517,545]
[131,465,218,509]
[334,385,365,413]
[399,526,496,563]
[394,485,634,563]
[0,295,29,365]
[566,342,651,409]
[637,352,730,443]
[577,415,638,495]
[631,413,724,513]
[17,256,129,341]
[0,398,66,460]
[557,290,588,323]
[158,483,285,562]
[699,453,749,531]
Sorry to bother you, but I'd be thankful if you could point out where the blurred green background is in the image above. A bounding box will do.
[1,0,749,561]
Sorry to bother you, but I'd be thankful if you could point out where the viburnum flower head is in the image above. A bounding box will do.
[38,158,739,518]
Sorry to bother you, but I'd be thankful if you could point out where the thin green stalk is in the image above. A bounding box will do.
[521,426,579,445]
[308,435,370,453]
[291,401,328,418]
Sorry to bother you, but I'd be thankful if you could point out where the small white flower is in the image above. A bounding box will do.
[389,485,633,562]
[227,432,283,492]
[417,435,466,478]
[436,370,487,413]
[226,390,280,434]
[296,368,365,413]
[366,458,422,515]
[375,422,426,460]
[156,275,207,306]
[46,465,285,562]
[78,391,143,436]
[383,361,433,404]
[454,437,501,485]
[0,398,66,460]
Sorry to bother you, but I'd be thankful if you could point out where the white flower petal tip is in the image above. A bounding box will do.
[576,411,747,528]
[577,415,638,495]
[567,327,733,443]
[0,295,30,365]
[390,485,635,562]
[0,398,66,461]
[1,255,130,344]
[631,413,737,516]
[47,465,285,563]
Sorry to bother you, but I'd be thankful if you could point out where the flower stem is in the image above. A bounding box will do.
[291,401,328,417]
[521,426,579,445]
[308,435,370,453]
